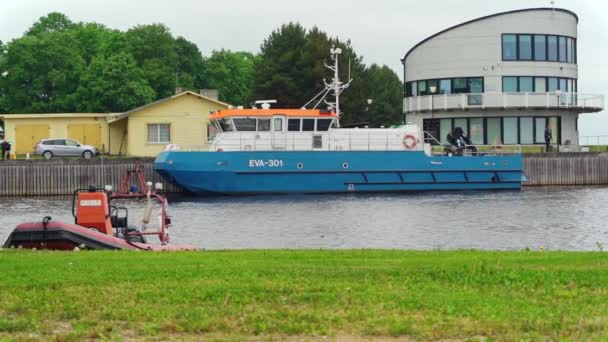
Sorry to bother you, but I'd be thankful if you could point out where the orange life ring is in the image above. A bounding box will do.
[402,134,417,150]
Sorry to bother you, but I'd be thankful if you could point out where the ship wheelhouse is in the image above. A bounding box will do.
[208,108,423,153]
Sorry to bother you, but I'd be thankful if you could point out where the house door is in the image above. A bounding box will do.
[15,125,49,154]
[271,116,286,150]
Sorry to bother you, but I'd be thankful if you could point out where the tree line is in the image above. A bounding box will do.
[0,13,403,126]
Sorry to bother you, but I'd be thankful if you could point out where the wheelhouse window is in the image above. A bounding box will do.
[233,118,256,131]
[147,124,170,144]
[218,118,235,132]
[502,34,517,60]
[518,35,532,60]
[288,118,301,131]
[258,118,271,131]
[302,119,315,131]
[273,118,283,131]
[316,119,332,131]
[207,124,217,142]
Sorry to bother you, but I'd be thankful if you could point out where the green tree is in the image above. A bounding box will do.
[69,23,121,65]
[74,52,155,112]
[126,24,177,99]
[203,49,257,106]
[1,32,84,113]
[26,12,75,36]
[0,40,6,114]
[254,23,308,108]
[361,64,403,127]
[175,37,205,91]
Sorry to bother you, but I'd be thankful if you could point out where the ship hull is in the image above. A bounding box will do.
[154,151,524,195]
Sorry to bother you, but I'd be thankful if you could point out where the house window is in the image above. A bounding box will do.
[486,118,502,145]
[147,124,170,144]
[503,117,518,144]
[558,36,567,62]
[502,77,518,92]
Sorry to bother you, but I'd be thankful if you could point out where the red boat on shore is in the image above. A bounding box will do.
[3,161,194,251]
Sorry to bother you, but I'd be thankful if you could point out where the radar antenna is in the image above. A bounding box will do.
[301,47,353,119]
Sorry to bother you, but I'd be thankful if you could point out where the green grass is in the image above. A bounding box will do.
[1,250,607,340]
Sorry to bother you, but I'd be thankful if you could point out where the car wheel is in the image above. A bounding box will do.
[43,151,53,160]
[82,150,93,159]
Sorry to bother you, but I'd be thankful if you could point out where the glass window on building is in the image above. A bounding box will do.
[411,82,417,97]
[467,78,483,105]
[558,36,567,62]
[423,119,440,145]
[547,36,558,61]
[519,77,533,92]
[454,118,468,136]
[548,77,559,92]
[405,83,412,97]
[427,79,439,94]
[503,117,518,144]
[534,77,546,92]
[439,79,452,94]
[518,35,532,60]
[535,117,547,143]
[567,38,574,63]
[502,77,518,92]
[417,80,427,96]
[147,124,171,143]
[559,78,568,91]
[453,78,468,93]
[534,35,546,61]
[502,34,517,60]
[440,118,453,144]
[469,118,484,145]
[486,118,502,145]
[520,117,534,144]
[549,117,560,144]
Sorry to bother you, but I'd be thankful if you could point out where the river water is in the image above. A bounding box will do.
[1,187,607,251]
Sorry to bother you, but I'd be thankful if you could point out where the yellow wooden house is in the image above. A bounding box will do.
[0,91,229,157]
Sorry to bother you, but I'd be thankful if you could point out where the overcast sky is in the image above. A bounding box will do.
[1,0,606,136]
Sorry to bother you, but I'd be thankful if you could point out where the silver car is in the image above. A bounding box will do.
[35,139,98,159]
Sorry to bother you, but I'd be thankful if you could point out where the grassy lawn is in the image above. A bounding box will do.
[0,250,607,340]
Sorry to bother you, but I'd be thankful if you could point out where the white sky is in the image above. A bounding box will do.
[1,0,606,136]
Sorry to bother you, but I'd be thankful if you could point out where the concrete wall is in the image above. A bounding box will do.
[126,94,228,157]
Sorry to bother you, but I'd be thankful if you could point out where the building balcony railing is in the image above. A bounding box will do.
[403,92,605,113]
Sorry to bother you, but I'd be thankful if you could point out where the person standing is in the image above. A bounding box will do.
[0,135,7,160]
[544,122,553,152]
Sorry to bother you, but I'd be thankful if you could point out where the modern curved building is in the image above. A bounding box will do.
[401,8,604,147]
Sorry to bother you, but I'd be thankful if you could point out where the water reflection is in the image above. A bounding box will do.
[1,187,607,251]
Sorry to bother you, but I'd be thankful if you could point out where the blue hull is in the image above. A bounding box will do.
[154,151,523,195]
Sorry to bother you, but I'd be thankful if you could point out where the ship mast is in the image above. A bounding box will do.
[301,47,353,120]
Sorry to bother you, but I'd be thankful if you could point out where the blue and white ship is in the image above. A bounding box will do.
[155,48,525,195]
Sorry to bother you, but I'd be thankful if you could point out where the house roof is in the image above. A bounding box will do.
[107,91,230,124]
[401,8,579,62]
[0,113,115,119]
[210,109,337,120]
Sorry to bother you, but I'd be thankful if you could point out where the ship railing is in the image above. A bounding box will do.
[429,144,522,156]
[168,132,521,155]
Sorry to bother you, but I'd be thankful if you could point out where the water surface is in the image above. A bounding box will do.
[1,188,607,251]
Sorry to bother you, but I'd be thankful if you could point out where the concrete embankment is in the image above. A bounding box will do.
[1,153,608,196]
